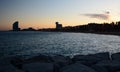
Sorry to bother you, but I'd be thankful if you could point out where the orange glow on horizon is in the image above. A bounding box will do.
[0,15,120,31]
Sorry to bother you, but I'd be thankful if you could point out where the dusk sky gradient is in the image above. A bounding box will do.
[0,0,120,30]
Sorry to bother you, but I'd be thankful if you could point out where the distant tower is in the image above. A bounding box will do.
[56,22,62,30]
[13,21,20,31]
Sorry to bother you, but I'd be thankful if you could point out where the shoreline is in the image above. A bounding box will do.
[88,32,120,36]
[1,30,120,36]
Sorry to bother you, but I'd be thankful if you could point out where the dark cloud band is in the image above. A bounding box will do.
[82,12,110,20]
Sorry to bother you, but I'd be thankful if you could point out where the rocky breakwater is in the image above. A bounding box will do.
[1,52,120,72]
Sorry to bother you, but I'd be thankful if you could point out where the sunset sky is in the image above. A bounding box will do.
[0,0,120,30]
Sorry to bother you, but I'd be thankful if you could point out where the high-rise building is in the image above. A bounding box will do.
[13,21,20,31]
[56,22,62,30]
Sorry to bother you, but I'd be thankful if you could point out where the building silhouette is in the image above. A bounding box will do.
[56,22,62,30]
[13,21,20,31]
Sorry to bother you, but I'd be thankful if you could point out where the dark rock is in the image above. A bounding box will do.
[23,62,54,72]
[51,55,71,65]
[24,54,52,63]
[75,60,97,66]
[72,55,99,65]
[59,63,97,72]
[51,55,72,72]
[95,60,120,72]
[0,65,24,72]
[0,57,24,72]
[10,57,24,69]
[92,52,110,60]
[91,64,108,72]
[72,52,110,66]
[111,52,120,61]
[51,55,70,63]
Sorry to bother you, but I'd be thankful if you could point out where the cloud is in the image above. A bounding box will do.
[82,12,110,20]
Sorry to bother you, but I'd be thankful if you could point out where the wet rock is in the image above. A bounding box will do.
[51,55,70,62]
[24,54,52,63]
[60,63,96,72]
[23,62,54,72]
[51,55,72,72]
[51,55,71,65]
[72,55,99,65]
[92,52,110,60]
[95,60,120,72]
[111,52,120,61]
[72,52,110,66]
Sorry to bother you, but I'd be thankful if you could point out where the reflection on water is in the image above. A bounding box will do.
[0,31,120,58]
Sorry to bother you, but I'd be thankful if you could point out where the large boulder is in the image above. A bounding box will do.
[51,55,72,72]
[0,65,24,72]
[0,57,24,72]
[51,55,71,63]
[51,55,71,65]
[24,54,52,63]
[72,52,110,66]
[60,63,97,72]
[23,62,54,72]
[95,60,120,72]
[92,52,110,60]
[91,64,108,72]
[10,57,24,69]
[111,52,120,61]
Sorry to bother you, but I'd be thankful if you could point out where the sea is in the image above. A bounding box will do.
[0,31,120,58]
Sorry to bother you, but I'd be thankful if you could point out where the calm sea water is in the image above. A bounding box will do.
[0,31,120,58]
